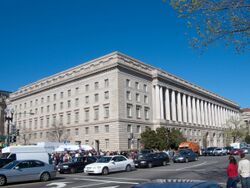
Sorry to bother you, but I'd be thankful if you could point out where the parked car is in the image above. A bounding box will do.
[0,159,14,168]
[241,147,249,154]
[230,148,243,155]
[213,148,227,156]
[200,148,208,156]
[224,146,234,155]
[84,155,135,175]
[206,147,217,156]
[134,152,170,168]
[0,160,56,186]
[57,156,97,174]
[172,149,198,163]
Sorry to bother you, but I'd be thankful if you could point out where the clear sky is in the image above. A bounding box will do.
[0,0,249,107]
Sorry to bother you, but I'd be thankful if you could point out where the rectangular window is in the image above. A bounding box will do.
[53,94,56,101]
[127,104,132,118]
[85,127,89,134]
[47,96,50,103]
[105,139,109,149]
[52,115,56,125]
[94,126,99,133]
[144,84,148,92]
[136,106,141,119]
[46,117,50,127]
[95,82,99,90]
[85,109,89,122]
[24,103,27,108]
[136,93,140,102]
[85,84,89,92]
[104,91,109,100]
[94,108,99,120]
[53,104,56,111]
[34,118,38,129]
[67,113,71,124]
[94,94,99,102]
[136,125,141,133]
[126,91,131,100]
[75,87,79,94]
[35,99,38,105]
[75,111,79,123]
[30,100,33,107]
[35,108,38,114]
[67,129,71,136]
[40,118,43,128]
[104,106,109,119]
[128,139,132,149]
[145,107,150,120]
[67,100,71,108]
[41,107,43,114]
[105,125,109,133]
[41,97,44,104]
[135,82,139,90]
[40,132,43,138]
[59,114,63,125]
[68,89,71,97]
[85,96,89,104]
[75,128,79,136]
[47,105,50,113]
[144,95,148,104]
[127,124,132,133]
[126,79,131,87]
[60,92,64,99]
[60,102,63,110]
[75,98,79,107]
[104,79,109,88]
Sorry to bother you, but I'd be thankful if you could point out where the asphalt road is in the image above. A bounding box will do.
[4,155,249,188]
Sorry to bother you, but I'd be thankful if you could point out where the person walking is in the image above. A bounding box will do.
[238,153,250,188]
[227,156,239,188]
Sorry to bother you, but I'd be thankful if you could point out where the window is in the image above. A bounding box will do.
[47,105,50,113]
[105,125,109,133]
[35,99,38,105]
[85,96,89,104]
[136,106,141,119]
[135,82,139,90]
[94,108,99,120]
[94,126,99,133]
[75,98,79,107]
[40,118,44,128]
[75,128,79,136]
[35,108,38,114]
[85,127,89,134]
[24,103,27,108]
[144,95,148,104]
[145,107,150,120]
[143,84,148,92]
[128,139,132,149]
[94,94,99,102]
[104,106,109,119]
[67,129,71,136]
[46,117,50,127]
[67,113,71,124]
[127,104,132,118]
[30,100,33,107]
[52,115,56,125]
[95,82,99,89]
[75,87,79,94]
[104,91,109,100]
[67,100,71,108]
[41,97,44,104]
[126,79,131,87]
[41,107,44,114]
[127,124,132,133]
[85,84,89,92]
[40,132,43,138]
[53,94,56,101]
[60,92,64,99]
[34,118,38,129]
[136,93,140,102]
[75,111,79,123]
[24,111,26,118]
[59,114,63,125]
[126,91,131,100]
[60,102,63,110]
[68,89,71,97]
[47,96,50,103]
[85,140,89,145]
[104,79,109,88]
[105,139,109,149]
[85,109,89,122]
[136,125,141,133]
[53,104,56,111]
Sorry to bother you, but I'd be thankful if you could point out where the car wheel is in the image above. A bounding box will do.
[162,161,167,166]
[70,168,76,173]
[40,172,50,182]
[185,158,189,163]
[102,167,109,175]
[125,165,132,172]
[148,162,153,168]
[0,176,6,186]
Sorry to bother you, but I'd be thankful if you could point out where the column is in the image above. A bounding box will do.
[171,90,177,121]
[159,86,164,119]
[208,103,212,126]
[218,106,221,127]
[155,85,161,119]
[152,85,156,120]
[177,92,182,122]
[182,94,187,123]
[200,100,204,125]
[204,101,208,125]
[192,97,197,124]
[214,105,218,127]
[196,99,201,125]
[164,88,171,120]
[211,104,215,126]
[187,95,192,123]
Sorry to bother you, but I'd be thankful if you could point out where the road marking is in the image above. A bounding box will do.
[148,169,206,172]
[71,182,108,188]
[74,177,139,185]
[175,161,219,171]
[46,182,72,188]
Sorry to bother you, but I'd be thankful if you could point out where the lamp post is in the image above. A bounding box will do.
[4,100,14,147]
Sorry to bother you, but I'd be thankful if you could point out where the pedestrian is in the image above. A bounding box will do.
[226,155,239,188]
[238,153,250,188]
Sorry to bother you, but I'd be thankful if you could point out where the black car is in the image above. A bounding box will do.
[204,147,217,156]
[173,149,198,163]
[57,156,97,174]
[134,152,170,168]
[0,158,14,168]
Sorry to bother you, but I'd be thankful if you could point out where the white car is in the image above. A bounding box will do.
[84,155,135,175]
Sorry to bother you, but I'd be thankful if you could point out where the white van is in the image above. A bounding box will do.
[1,146,52,164]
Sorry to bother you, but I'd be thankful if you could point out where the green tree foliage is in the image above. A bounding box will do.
[166,0,250,52]
[141,127,186,150]
[245,135,250,144]
[225,117,247,143]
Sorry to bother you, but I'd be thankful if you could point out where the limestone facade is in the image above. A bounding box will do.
[10,52,240,151]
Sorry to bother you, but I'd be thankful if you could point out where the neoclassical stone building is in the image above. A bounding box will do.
[10,52,240,151]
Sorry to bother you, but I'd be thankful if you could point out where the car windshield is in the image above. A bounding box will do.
[96,157,112,163]
[2,161,19,169]
[73,157,84,162]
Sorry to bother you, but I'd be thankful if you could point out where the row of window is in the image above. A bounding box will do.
[126,79,148,92]
[127,104,150,120]
[16,79,109,110]
[126,91,148,104]
[17,106,110,130]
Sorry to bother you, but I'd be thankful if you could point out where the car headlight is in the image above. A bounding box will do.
[140,161,146,164]
[63,165,69,169]
[178,157,184,160]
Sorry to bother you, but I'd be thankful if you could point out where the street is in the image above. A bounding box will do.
[4,155,248,188]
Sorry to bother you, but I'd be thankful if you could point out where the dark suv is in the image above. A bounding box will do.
[134,152,170,168]
[57,156,97,174]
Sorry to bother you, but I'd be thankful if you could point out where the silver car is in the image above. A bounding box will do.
[0,160,56,186]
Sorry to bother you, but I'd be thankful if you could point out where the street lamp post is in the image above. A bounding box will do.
[4,100,14,147]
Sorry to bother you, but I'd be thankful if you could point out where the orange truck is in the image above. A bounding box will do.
[178,141,200,154]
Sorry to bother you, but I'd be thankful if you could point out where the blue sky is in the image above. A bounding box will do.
[0,0,249,107]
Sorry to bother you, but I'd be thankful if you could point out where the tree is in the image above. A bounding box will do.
[245,135,250,144]
[141,127,158,149]
[48,123,70,143]
[168,129,186,149]
[166,0,250,53]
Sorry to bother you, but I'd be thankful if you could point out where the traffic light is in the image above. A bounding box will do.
[16,129,20,136]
